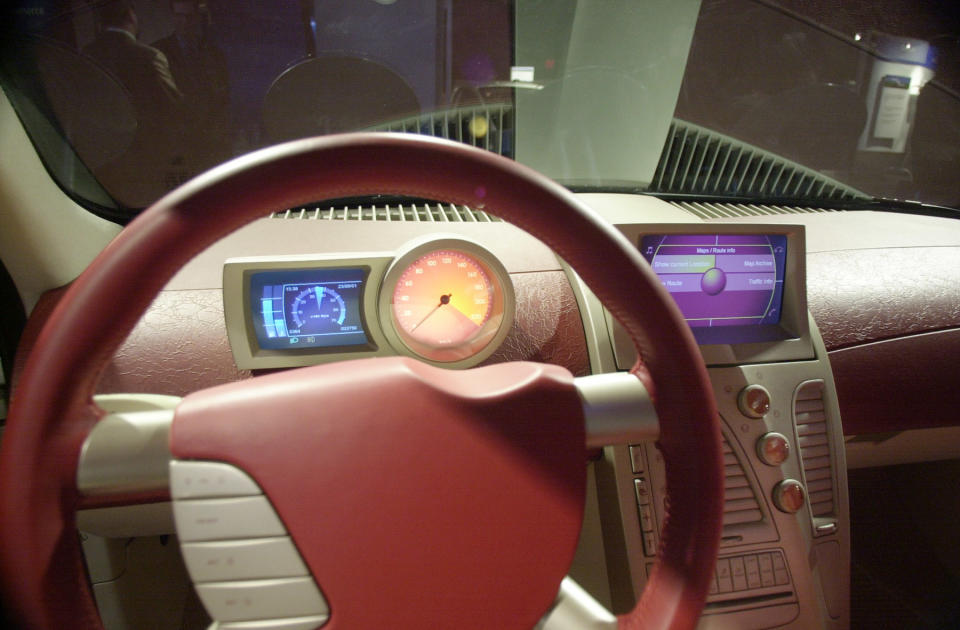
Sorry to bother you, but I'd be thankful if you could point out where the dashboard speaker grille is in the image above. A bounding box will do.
[794,380,835,517]
[669,200,839,220]
[271,204,499,223]
[722,435,763,529]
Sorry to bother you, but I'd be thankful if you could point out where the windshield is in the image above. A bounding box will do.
[1,0,958,217]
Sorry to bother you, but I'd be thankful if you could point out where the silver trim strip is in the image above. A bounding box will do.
[536,577,617,629]
[77,403,176,497]
[576,373,659,447]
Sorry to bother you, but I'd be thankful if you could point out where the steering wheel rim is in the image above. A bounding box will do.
[0,133,723,629]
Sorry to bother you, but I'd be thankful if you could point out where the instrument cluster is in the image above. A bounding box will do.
[223,236,514,370]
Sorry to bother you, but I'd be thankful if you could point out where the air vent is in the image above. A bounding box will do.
[794,380,834,517]
[368,103,514,157]
[669,200,840,220]
[270,203,499,223]
[650,119,867,202]
[722,435,763,529]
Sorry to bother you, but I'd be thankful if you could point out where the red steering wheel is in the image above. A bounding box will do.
[0,134,722,629]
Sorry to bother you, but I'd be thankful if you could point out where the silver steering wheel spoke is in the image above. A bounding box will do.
[536,577,618,629]
[574,372,659,447]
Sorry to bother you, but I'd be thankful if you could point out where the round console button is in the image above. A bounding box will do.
[773,479,806,514]
[738,384,771,419]
[757,432,790,466]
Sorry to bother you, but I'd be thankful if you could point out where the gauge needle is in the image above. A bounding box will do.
[410,293,452,332]
[314,286,325,305]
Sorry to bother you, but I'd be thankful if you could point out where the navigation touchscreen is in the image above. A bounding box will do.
[640,234,787,329]
[249,267,369,350]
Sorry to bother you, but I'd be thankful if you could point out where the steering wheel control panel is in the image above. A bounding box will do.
[170,460,330,628]
[223,236,515,370]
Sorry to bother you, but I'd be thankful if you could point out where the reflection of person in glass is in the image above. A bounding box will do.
[82,0,185,207]
[155,0,232,172]
[83,0,182,132]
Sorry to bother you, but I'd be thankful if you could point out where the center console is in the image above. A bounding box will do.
[571,223,850,629]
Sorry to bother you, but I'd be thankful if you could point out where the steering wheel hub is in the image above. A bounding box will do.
[173,358,585,627]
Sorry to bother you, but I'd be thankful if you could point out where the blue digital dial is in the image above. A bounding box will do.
[288,285,348,335]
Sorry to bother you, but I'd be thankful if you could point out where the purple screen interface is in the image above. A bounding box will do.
[640,234,787,328]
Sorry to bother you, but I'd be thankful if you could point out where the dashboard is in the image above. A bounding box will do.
[207,218,846,629]
[13,192,960,630]
[222,226,798,370]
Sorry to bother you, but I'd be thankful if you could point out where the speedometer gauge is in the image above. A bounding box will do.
[392,250,493,344]
[380,238,514,366]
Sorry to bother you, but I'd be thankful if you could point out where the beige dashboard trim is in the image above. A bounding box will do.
[0,90,121,311]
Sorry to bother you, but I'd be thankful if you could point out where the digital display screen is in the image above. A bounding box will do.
[249,268,369,350]
[639,234,787,329]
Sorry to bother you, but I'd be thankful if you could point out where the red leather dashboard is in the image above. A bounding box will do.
[81,269,590,397]
[807,247,960,350]
[13,217,960,437]
[807,246,960,435]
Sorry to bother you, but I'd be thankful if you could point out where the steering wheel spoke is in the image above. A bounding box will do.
[77,394,179,504]
[77,370,658,629]
[574,372,659,448]
[536,577,618,630]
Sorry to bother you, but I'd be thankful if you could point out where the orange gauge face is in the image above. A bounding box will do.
[390,248,508,363]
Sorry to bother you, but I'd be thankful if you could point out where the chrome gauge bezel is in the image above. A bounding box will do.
[377,236,515,369]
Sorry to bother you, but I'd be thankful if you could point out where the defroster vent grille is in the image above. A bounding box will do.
[369,103,514,157]
[794,380,835,517]
[649,119,867,201]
